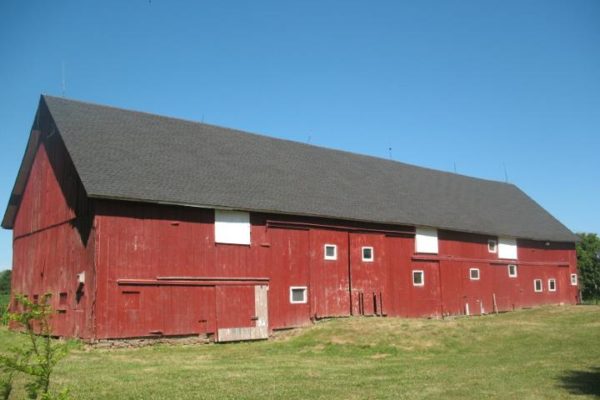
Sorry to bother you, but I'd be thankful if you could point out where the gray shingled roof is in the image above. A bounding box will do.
[3,95,578,242]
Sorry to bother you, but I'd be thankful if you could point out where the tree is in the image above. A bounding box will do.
[576,233,600,303]
[0,270,10,294]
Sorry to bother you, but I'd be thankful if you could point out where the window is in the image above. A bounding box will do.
[412,270,425,287]
[469,268,480,280]
[548,279,556,292]
[498,237,517,259]
[214,210,251,245]
[415,227,438,254]
[362,247,374,262]
[570,274,578,286]
[534,279,543,293]
[59,292,68,306]
[290,287,307,304]
[324,244,337,260]
[488,239,497,253]
[508,264,518,278]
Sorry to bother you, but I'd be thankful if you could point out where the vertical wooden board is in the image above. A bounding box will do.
[349,233,387,315]
[309,229,350,318]
[384,236,413,317]
[267,227,310,329]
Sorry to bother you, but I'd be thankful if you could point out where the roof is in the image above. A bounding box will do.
[2,95,578,242]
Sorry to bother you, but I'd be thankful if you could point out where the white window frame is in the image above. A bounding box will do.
[412,270,425,287]
[289,286,308,304]
[214,210,251,245]
[362,246,374,262]
[469,268,480,281]
[324,244,337,260]
[488,239,497,253]
[548,278,557,292]
[570,273,578,286]
[534,279,543,293]
[508,264,518,278]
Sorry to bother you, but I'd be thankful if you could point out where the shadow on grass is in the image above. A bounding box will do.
[558,367,600,397]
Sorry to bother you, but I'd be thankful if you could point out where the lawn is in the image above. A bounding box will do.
[1,305,599,399]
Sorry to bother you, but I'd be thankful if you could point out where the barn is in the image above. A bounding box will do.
[2,95,579,342]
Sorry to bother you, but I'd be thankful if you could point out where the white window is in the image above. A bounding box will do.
[289,287,307,304]
[548,279,556,292]
[488,239,497,253]
[324,244,337,260]
[498,237,518,260]
[214,210,250,245]
[469,268,480,280]
[570,274,578,286]
[412,270,425,287]
[415,227,438,254]
[362,246,374,262]
[534,279,543,293]
[508,264,518,278]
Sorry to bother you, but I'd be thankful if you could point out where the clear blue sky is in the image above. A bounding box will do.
[1,1,599,271]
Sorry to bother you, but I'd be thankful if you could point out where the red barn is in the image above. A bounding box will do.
[2,96,579,341]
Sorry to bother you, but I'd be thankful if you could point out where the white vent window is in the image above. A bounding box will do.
[548,279,556,292]
[415,227,438,254]
[412,270,425,287]
[508,264,518,278]
[290,287,307,304]
[324,244,337,260]
[488,239,497,253]
[469,268,480,280]
[214,210,251,245]
[534,279,543,293]
[498,237,517,260]
[570,274,578,286]
[362,247,374,262]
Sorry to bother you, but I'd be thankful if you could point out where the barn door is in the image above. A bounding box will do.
[349,232,387,316]
[215,285,269,342]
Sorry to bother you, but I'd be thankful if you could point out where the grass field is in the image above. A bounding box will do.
[1,305,599,399]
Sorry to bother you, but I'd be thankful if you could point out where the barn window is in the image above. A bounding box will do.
[534,279,543,293]
[488,240,497,253]
[508,264,518,278]
[362,247,374,262]
[412,270,425,287]
[498,237,517,260]
[415,227,438,254]
[469,268,480,280]
[570,274,578,286]
[59,292,68,306]
[214,210,251,245]
[290,287,307,304]
[324,244,337,260]
[548,279,556,292]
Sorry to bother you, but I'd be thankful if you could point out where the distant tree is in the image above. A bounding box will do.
[576,233,600,303]
[0,270,11,294]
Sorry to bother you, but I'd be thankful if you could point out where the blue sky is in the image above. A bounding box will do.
[0,1,599,270]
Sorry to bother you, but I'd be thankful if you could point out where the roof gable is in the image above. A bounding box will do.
[2,95,578,242]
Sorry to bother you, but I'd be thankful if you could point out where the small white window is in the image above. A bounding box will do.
[324,244,337,260]
[362,247,374,262]
[508,264,518,278]
[289,287,307,304]
[214,210,250,245]
[548,279,556,292]
[412,270,425,287]
[570,274,578,286]
[534,279,543,293]
[415,227,438,254]
[488,239,497,253]
[469,268,480,280]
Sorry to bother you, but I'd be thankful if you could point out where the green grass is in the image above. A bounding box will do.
[1,305,599,399]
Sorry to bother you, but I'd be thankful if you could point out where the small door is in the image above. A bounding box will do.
[216,284,269,342]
